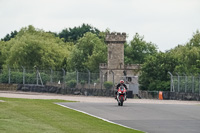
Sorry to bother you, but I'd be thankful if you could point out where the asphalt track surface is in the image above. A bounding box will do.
[59,102,200,133]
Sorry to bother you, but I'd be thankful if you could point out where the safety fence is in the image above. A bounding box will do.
[0,68,110,89]
[168,72,200,94]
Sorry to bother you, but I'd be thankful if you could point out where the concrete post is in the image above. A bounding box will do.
[191,74,194,93]
[168,72,174,92]
[8,67,10,84]
[21,66,25,84]
[36,69,39,85]
[62,68,66,89]
[75,69,78,86]
[100,70,103,89]
[49,68,53,84]
[176,73,180,92]
[183,73,187,93]
[86,69,90,89]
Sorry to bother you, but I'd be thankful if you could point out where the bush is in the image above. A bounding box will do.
[0,72,9,83]
[80,80,86,85]
[103,81,113,90]
[67,80,77,88]
[39,72,50,84]
[80,80,86,88]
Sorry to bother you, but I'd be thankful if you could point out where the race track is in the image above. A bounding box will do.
[59,102,200,133]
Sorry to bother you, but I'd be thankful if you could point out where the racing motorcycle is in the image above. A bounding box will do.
[116,85,127,106]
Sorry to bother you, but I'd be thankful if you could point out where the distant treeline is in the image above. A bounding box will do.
[0,24,199,91]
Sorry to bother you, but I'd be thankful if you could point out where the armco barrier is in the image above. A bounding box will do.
[16,84,115,97]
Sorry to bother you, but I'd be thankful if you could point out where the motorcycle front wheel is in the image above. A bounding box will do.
[120,98,123,106]
[118,102,121,106]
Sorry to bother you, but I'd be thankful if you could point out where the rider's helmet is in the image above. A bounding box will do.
[120,80,124,84]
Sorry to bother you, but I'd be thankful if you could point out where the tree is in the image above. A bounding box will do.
[84,41,107,72]
[187,30,200,47]
[169,30,200,74]
[139,52,178,91]
[139,29,200,91]
[1,30,18,41]
[0,41,6,69]
[124,33,158,64]
[58,23,100,43]
[67,32,107,72]
[2,25,73,70]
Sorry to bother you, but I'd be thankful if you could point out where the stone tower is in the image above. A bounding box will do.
[102,32,126,84]
[106,32,126,70]
[99,32,140,91]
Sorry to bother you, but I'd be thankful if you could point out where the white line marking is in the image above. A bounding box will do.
[56,103,146,133]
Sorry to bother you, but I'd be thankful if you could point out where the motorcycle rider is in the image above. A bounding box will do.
[116,80,128,90]
[115,80,128,99]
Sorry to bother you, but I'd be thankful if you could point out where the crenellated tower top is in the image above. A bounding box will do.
[105,32,126,43]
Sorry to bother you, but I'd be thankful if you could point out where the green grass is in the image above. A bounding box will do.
[0,97,143,133]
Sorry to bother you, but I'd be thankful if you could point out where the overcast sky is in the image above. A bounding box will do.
[0,0,200,51]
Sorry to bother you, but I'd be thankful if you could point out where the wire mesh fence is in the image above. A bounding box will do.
[169,72,200,94]
[0,68,109,89]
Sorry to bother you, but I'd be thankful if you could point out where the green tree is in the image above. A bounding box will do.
[0,41,6,69]
[1,30,18,41]
[169,30,200,74]
[187,30,200,47]
[58,23,100,43]
[2,25,73,70]
[139,30,200,91]
[125,33,158,64]
[67,32,107,72]
[139,52,178,91]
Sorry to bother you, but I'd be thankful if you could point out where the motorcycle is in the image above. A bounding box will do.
[116,85,127,106]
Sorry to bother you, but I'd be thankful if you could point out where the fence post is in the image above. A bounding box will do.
[75,69,78,86]
[49,68,53,84]
[21,66,25,84]
[36,69,39,85]
[62,68,66,90]
[8,67,10,84]
[168,72,174,92]
[191,73,194,93]
[183,73,187,93]
[176,73,180,92]
[86,69,90,89]
[199,74,200,95]
[100,70,103,89]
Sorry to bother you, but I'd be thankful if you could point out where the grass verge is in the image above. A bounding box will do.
[0,97,143,133]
